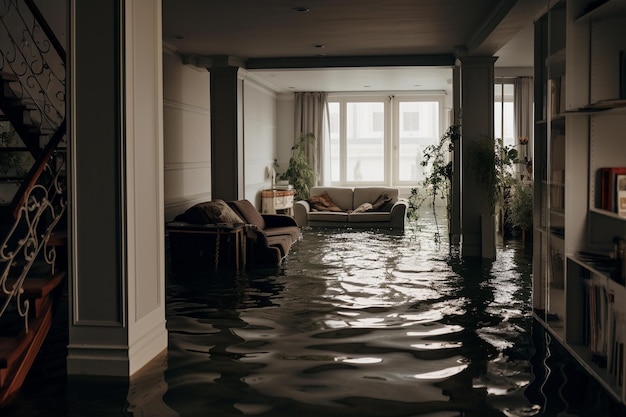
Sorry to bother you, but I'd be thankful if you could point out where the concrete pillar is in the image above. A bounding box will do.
[450,64,462,245]
[67,0,167,376]
[210,61,245,201]
[458,56,497,259]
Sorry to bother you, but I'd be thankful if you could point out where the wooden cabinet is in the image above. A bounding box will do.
[261,189,296,215]
[533,0,626,404]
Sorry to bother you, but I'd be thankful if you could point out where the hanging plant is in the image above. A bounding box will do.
[466,135,500,214]
[407,124,459,241]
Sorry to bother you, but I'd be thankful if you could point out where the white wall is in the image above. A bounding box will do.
[275,92,296,176]
[162,51,212,221]
[242,77,279,207]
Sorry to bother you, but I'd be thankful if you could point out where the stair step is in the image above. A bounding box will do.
[0,292,56,405]
[0,271,64,369]
[1,272,65,301]
[47,230,67,247]
[0,71,18,82]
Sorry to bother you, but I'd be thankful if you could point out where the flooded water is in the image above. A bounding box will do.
[4,218,626,416]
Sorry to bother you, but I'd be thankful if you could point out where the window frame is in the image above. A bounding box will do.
[327,93,447,187]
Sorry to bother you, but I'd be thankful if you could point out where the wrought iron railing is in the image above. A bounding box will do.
[0,149,65,331]
[0,0,65,333]
[0,0,65,149]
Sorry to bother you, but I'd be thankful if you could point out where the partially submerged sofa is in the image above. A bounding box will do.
[294,186,407,230]
[168,199,300,271]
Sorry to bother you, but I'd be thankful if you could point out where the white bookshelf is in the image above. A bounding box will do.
[533,0,626,404]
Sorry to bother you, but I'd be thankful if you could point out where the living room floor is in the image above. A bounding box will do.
[4,216,626,416]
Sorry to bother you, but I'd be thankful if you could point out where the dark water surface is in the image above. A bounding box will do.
[5,219,626,416]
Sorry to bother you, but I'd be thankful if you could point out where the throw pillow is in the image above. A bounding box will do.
[351,202,373,213]
[307,191,343,212]
[185,199,244,224]
[371,193,394,211]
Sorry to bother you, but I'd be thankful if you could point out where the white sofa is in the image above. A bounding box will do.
[294,186,408,230]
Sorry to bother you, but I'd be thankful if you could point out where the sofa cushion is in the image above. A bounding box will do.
[371,193,394,211]
[307,211,349,222]
[266,234,293,257]
[353,187,398,211]
[307,191,343,212]
[309,187,354,210]
[263,226,300,243]
[351,202,373,213]
[228,199,266,229]
[347,211,392,222]
[185,200,244,224]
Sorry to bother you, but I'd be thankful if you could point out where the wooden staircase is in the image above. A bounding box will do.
[0,0,68,408]
[0,270,65,406]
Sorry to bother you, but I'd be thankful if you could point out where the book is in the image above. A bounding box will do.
[618,174,626,217]
[599,167,626,212]
[549,78,561,118]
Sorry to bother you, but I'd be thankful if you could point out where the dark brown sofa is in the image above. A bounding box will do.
[168,199,300,271]
[227,200,300,264]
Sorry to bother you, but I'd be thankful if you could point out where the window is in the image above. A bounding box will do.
[494,82,515,149]
[396,100,439,183]
[328,95,444,186]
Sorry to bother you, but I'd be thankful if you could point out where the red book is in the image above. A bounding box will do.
[600,167,626,212]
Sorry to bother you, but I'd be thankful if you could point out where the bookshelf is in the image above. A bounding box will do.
[533,0,626,404]
[533,0,568,339]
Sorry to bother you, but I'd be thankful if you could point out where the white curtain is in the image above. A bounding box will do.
[294,92,330,185]
[514,77,533,163]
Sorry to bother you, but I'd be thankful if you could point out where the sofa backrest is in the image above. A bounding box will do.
[353,187,398,208]
[227,200,266,230]
[310,186,354,210]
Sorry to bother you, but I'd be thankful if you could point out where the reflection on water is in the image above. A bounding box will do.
[4,218,626,416]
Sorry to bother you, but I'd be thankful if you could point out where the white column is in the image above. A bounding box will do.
[67,0,167,376]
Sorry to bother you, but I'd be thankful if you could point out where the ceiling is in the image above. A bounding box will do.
[162,0,545,93]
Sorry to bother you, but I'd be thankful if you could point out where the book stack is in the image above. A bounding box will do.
[549,76,566,118]
[580,267,626,394]
[550,169,565,210]
[599,167,626,216]
[274,182,293,190]
[608,304,626,394]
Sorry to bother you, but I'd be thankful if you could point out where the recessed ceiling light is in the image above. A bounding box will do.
[174,35,185,40]
[293,7,310,12]
[363,85,371,88]
[315,44,325,48]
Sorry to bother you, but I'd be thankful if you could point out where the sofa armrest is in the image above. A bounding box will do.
[389,200,408,229]
[261,213,298,229]
[294,200,310,227]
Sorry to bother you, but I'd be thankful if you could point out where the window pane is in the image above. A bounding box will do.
[398,101,439,182]
[494,83,516,149]
[328,102,340,182]
[347,102,384,182]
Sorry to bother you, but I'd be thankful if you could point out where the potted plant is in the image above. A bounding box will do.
[506,180,533,246]
[278,133,318,201]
